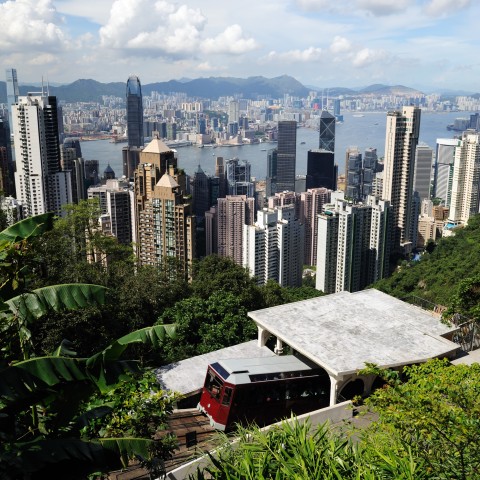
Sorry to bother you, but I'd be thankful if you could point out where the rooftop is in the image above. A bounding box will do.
[142,137,172,154]
[249,289,459,377]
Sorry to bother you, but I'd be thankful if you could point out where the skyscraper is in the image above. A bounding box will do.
[243,205,304,287]
[383,106,421,250]
[433,138,457,205]
[316,194,393,294]
[5,68,19,134]
[306,149,337,190]
[13,93,70,217]
[448,131,480,225]
[413,145,433,203]
[319,110,335,152]
[126,75,144,148]
[276,120,297,192]
[217,195,255,265]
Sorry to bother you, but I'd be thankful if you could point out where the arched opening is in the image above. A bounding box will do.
[338,378,364,401]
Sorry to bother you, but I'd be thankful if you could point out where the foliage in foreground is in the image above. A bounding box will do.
[192,420,425,480]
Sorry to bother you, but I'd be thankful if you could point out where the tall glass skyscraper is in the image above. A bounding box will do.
[5,68,19,133]
[276,120,297,192]
[319,110,335,152]
[126,75,144,148]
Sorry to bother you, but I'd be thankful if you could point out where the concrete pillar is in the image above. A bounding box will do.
[329,375,339,406]
[274,338,283,355]
[257,326,270,348]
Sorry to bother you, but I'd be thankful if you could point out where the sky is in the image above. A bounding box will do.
[0,0,478,92]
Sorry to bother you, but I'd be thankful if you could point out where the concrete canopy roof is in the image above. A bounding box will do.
[248,289,460,377]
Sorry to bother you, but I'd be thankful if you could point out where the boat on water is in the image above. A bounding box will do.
[353,114,365,118]
[300,141,306,144]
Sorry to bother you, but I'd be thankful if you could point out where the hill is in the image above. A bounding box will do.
[0,77,430,103]
[374,215,480,307]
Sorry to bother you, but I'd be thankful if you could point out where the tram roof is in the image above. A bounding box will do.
[211,355,319,385]
[248,289,460,377]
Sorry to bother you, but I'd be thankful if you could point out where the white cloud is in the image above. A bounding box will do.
[0,0,69,52]
[423,0,472,17]
[352,47,388,67]
[356,0,413,16]
[295,0,332,10]
[263,47,323,63]
[28,53,61,65]
[330,36,352,54]
[99,0,206,55]
[202,25,258,55]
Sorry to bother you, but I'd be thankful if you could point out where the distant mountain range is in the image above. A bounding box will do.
[0,75,474,103]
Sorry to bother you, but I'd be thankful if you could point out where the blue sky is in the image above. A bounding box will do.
[0,0,478,92]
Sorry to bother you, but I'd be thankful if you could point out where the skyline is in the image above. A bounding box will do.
[0,0,478,93]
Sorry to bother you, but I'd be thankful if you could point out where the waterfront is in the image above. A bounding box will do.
[80,111,470,180]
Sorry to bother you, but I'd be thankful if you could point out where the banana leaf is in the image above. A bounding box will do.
[0,212,55,244]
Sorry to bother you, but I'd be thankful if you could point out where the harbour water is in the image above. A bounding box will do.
[80,111,470,180]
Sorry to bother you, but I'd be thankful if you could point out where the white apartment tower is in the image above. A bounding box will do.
[243,205,304,287]
[383,106,421,250]
[448,131,480,225]
[13,93,70,217]
[316,195,393,294]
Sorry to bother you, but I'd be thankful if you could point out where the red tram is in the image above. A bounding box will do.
[197,355,330,431]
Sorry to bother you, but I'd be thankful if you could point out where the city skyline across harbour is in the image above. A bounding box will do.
[81,111,469,181]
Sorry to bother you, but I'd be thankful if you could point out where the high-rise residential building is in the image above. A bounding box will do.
[433,138,457,205]
[216,195,255,265]
[126,75,144,148]
[316,194,393,294]
[243,205,304,287]
[84,160,100,189]
[191,165,210,217]
[137,172,195,274]
[413,145,433,203]
[362,147,378,198]
[276,120,297,192]
[306,149,337,190]
[448,131,480,225]
[383,106,421,251]
[13,93,71,217]
[5,68,19,134]
[88,179,133,245]
[300,187,331,266]
[319,110,335,152]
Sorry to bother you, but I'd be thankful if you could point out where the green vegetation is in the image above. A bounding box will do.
[374,214,480,308]
[0,214,179,479]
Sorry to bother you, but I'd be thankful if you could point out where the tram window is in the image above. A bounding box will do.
[222,387,233,406]
[205,370,223,399]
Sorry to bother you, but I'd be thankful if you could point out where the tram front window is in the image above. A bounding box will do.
[205,370,223,399]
